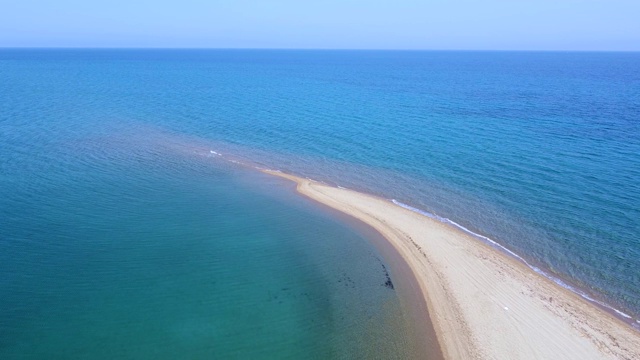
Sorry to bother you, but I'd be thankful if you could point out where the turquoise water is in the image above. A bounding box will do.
[0,123,422,358]
[1,50,639,355]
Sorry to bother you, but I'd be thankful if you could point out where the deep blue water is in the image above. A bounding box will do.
[1,49,639,355]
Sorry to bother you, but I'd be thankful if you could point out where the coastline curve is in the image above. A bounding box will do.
[261,169,640,360]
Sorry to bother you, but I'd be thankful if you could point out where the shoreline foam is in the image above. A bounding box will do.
[262,169,640,359]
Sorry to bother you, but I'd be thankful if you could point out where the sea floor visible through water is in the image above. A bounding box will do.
[1,49,639,355]
[0,130,436,359]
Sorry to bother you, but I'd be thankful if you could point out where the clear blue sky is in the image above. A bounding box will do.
[1,0,638,50]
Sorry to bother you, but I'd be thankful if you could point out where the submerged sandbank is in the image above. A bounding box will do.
[263,170,640,360]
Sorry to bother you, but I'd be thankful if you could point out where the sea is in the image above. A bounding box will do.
[1,49,638,358]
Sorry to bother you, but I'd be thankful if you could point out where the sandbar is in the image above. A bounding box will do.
[264,170,640,360]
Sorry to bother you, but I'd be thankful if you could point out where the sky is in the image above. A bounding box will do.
[0,0,638,50]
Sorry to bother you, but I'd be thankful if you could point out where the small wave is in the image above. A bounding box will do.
[209,150,221,156]
[255,166,282,173]
[390,199,636,324]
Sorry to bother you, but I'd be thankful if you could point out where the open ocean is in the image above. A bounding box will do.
[1,49,639,357]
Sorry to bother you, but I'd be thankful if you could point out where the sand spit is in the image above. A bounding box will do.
[264,170,640,360]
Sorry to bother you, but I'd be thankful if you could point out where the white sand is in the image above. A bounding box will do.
[265,170,640,360]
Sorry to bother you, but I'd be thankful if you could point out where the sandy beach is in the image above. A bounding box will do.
[264,170,640,360]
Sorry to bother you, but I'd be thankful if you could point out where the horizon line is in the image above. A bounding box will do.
[1,47,639,53]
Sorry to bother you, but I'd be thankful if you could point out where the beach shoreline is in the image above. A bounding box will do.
[263,169,640,359]
[271,172,445,360]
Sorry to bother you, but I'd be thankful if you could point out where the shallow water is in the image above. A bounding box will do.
[1,49,639,355]
[0,124,424,358]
